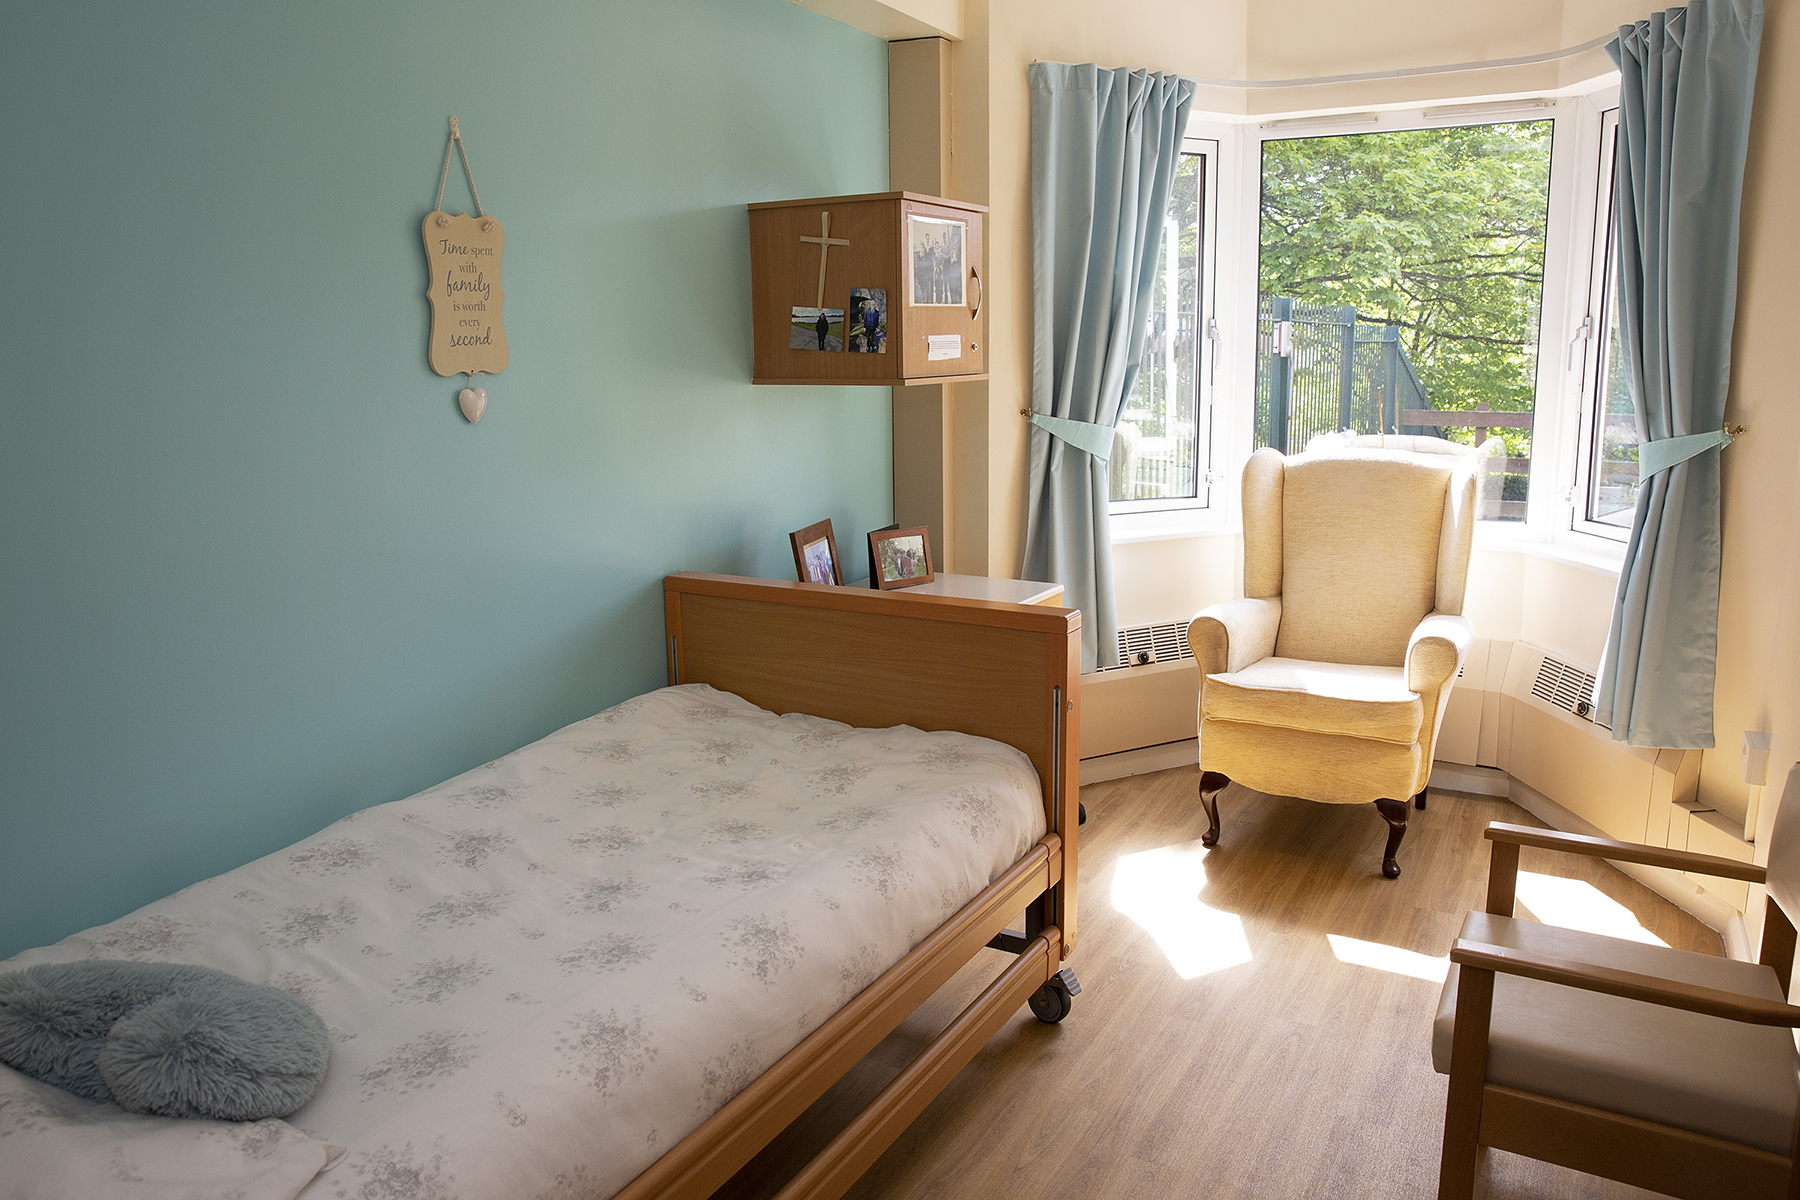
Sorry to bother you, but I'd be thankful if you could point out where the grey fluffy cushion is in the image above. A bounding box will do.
[0,960,329,1120]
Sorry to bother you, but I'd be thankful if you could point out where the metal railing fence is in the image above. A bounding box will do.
[1255,295,1535,519]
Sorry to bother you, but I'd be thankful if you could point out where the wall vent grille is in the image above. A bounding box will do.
[1531,655,1608,728]
[1098,620,1194,672]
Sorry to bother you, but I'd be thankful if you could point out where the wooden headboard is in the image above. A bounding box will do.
[662,573,1081,839]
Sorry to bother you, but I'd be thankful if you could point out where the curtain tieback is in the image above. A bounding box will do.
[1637,422,1744,478]
[1025,411,1116,459]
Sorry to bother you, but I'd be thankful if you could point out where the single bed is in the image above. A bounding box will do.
[0,573,1081,1200]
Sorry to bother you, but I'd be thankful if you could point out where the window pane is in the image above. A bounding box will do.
[1588,291,1639,525]
[1112,151,1204,505]
[1255,122,1554,521]
[1587,132,1640,528]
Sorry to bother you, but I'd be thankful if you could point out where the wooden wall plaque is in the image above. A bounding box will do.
[423,211,508,377]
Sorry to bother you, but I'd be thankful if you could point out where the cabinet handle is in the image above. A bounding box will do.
[969,267,982,322]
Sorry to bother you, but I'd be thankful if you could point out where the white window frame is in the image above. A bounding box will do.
[1570,107,1632,543]
[1109,134,1226,538]
[1111,85,1629,558]
[1246,103,1572,535]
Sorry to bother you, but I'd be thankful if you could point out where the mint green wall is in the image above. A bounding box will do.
[0,2,890,959]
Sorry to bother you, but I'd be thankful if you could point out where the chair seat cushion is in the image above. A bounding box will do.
[1203,657,1422,744]
[1432,911,1800,1155]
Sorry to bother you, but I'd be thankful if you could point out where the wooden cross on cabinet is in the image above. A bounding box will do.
[799,212,850,309]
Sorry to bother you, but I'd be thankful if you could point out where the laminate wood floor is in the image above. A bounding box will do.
[715,768,1725,1200]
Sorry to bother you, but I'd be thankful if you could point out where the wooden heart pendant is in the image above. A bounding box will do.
[458,386,488,424]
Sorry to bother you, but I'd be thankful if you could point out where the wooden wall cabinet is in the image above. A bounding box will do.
[749,191,987,386]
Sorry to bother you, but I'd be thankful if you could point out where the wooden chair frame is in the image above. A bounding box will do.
[616,573,1082,1200]
[1439,821,1800,1200]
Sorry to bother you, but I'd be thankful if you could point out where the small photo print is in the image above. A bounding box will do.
[908,216,965,307]
[801,536,835,585]
[790,306,845,352]
[847,288,887,354]
[878,534,928,582]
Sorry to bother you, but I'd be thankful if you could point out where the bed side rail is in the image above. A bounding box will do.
[612,837,1060,1200]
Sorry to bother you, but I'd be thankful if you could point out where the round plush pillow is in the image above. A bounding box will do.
[0,960,329,1120]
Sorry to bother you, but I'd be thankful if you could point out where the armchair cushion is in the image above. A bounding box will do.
[1432,911,1798,1156]
[1202,658,1422,744]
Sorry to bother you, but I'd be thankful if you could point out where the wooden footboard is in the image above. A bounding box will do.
[628,573,1082,1200]
[663,573,1079,947]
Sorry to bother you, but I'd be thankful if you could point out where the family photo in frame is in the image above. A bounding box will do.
[868,525,934,590]
[907,215,965,307]
[788,519,843,586]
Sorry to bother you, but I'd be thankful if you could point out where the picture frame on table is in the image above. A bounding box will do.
[789,519,844,587]
[868,525,935,590]
[864,523,897,587]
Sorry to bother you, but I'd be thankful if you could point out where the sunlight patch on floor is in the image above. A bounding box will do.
[1514,871,1669,946]
[1326,934,1450,982]
[1109,840,1252,979]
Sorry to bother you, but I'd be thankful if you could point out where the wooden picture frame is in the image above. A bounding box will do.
[868,525,935,590]
[789,519,844,587]
[863,523,897,588]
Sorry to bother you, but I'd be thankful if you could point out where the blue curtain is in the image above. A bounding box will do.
[1023,63,1196,673]
[1594,0,1762,747]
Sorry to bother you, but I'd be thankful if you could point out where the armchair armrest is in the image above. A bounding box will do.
[1187,598,1281,676]
[1483,822,1765,885]
[1405,611,1473,692]
[1450,937,1800,1028]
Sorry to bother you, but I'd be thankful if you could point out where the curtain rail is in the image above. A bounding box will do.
[1169,33,1614,89]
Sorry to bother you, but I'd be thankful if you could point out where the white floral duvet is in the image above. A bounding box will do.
[0,684,1046,1200]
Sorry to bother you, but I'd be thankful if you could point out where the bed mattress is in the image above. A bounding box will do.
[0,684,1046,1200]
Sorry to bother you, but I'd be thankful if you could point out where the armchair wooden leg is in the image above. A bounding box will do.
[1414,787,1428,811]
[1374,797,1409,879]
[1198,771,1229,847]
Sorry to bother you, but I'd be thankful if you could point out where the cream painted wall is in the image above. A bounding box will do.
[1728,0,1800,839]
[1519,556,1619,669]
[947,0,993,575]
[1112,535,1240,629]
[1246,0,1576,113]
[1464,551,1527,645]
[1247,0,1566,76]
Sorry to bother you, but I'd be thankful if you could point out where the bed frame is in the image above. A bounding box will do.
[615,573,1081,1200]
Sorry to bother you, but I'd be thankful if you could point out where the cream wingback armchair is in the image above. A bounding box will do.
[1188,446,1477,879]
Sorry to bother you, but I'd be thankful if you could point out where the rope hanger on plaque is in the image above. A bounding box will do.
[423,117,508,424]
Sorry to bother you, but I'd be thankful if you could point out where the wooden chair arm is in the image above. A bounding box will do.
[1484,822,1765,885]
[1450,937,1800,1027]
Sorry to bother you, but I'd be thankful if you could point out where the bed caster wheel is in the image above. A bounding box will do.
[1078,802,1087,826]
[1029,967,1081,1023]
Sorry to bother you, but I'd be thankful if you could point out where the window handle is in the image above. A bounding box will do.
[1207,316,1220,386]
[1568,315,1592,371]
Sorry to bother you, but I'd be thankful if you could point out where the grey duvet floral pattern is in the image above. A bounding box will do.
[0,685,1044,1200]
